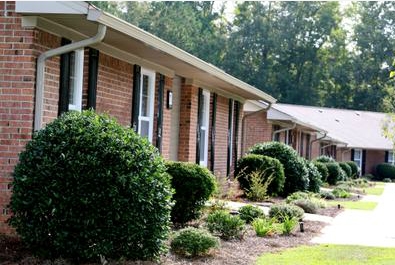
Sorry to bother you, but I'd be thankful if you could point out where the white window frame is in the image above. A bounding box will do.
[68,48,84,111]
[138,68,156,143]
[353,149,363,174]
[199,90,210,167]
[388,151,394,165]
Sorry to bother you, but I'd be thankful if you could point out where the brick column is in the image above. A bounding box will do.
[178,82,198,163]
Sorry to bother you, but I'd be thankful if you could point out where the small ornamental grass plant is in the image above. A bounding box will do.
[245,171,275,201]
[238,204,265,224]
[206,210,246,240]
[252,218,276,237]
[170,227,219,258]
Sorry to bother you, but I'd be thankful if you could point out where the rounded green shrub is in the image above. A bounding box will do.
[249,142,309,196]
[339,162,352,179]
[170,227,219,257]
[375,163,395,180]
[9,110,173,262]
[325,162,344,185]
[304,159,322,193]
[346,161,359,178]
[285,191,310,203]
[269,204,304,222]
[166,161,217,225]
[235,154,285,196]
[319,190,335,200]
[238,204,265,224]
[313,161,329,182]
[206,210,246,240]
[314,155,335,163]
[291,199,319,214]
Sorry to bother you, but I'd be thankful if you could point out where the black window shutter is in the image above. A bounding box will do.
[58,38,71,116]
[362,150,366,175]
[385,151,389,163]
[131,65,141,132]
[234,101,240,168]
[351,149,355,161]
[156,74,165,152]
[210,93,217,172]
[226,99,234,177]
[87,48,99,110]
[196,88,203,164]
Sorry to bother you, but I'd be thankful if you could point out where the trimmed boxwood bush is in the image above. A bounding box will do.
[269,204,304,222]
[346,161,359,178]
[339,162,352,179]
[9,110,173,262]
[326,162,344,185]
[170,227,219,257]
[375,163,395,180]
[238,204,265,224]
[206,210,246,240]
[304,159,322,193]
[166,161,217,225]
[314,155,335,163]
[235,154,285,196]
[314,161,329,182]
[249,142,309,196]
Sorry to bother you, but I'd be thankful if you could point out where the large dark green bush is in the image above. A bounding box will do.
[313,161,329,182]
[249,142,309,196]
[375,163,395,180]
[339,162,352,179]
[303,159,322,193]
[235,154,285,196]
[325,162,344,185]
[170,227,219,257]
[314,155,335,163]
[346,161,359,178]
[9,110,172,262]
[166,161,217,225]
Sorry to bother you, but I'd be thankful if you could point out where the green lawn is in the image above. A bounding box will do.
[363,186,384,196]
[327,200,377,210]
[256,245,395,265]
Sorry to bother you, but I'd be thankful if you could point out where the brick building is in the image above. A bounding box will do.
[244,101,394,176]
[0,1,276,233]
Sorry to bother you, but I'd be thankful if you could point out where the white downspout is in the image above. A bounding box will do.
[308,132,327,159]
[34,24,107,131]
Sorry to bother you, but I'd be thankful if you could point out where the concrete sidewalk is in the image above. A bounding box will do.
[312,183,395,247]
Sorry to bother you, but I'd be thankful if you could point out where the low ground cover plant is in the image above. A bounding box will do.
[291,199,319,214]
[269,204,304,222]
[9,110,173,262]
[238,205,265,224]
[166,161,217,225]
[206,210,246,240]
[319,190,335,200]
[170,227,219,257]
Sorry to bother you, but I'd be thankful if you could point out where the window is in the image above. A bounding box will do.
[388,151,394,165]
[353,149,363,173]
[138,68,155,142]
[68,49,84,111]
[199,90,210,167]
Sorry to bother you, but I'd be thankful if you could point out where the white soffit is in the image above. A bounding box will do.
[16,1,88,15]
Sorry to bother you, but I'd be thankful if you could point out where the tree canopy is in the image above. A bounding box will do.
[93,1,395,112]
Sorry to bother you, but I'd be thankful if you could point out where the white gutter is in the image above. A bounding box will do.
[34,24,107,131]
[308,132,327,159]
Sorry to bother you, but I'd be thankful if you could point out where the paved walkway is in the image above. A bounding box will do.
[312,183,395,247]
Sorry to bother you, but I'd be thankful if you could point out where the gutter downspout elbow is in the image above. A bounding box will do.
[272,122,296,141]
[34,24,107,131]
[308,132,327,160]
[241,100,273,154]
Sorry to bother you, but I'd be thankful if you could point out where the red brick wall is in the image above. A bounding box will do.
[242,110,272,154]
[96,53,133,126]
[161,76,173,160]
[310,136,321,159]
[178,83,198,162]
[365,150,386,175]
